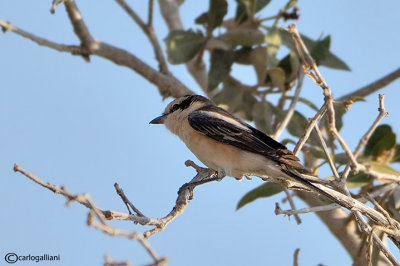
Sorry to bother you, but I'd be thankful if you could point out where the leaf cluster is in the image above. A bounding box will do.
[164,0,349,136]
[164,1,400,213]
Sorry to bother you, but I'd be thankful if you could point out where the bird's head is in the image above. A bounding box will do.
[149,95,210,125]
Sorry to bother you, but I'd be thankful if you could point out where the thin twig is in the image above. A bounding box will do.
[314,124,340,181]
[367,194,396,229]
[339,68,400,101]
[283,189,302,225]
[13,162,215,239]
[158,0,209,92]
[87,209,166,265]
[285,24,400,264]
[115,0,168,74]
[353,212,400,266]
[114,183,145,217]
[273,71,304,139]
[276,182,399,215]
[0,20,87,56]
[0,20,191,97]
[293,248,300,266]
[276,201,339,215]
[341,94,389,183]
[148,0,154,27]
[104,255,129,266]
[293,104,326,156]
[50,0,66,14]
[284,25,359,173]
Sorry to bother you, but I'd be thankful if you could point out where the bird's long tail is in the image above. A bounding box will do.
[280,167,350,209]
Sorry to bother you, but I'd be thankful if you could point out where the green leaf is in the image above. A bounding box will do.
[252,101,274,134]
[364,125,396,157]
[213,80,244,112]
[286,111,308,138]
[296,97,319,111]
[320,103,347,132]
[237,182,283,210]
[213,80,257,120]
[233,46,254,64]
[233,46,268,84]
[284,0,298,10]
[346,172,371,189]
[208,0,228,32]
[360,160,400,176]
[392,144,400,163]
[277,52,300,87]
[321,52,351,71]
[334,105,347,131]
[235,0,271,23]
[222,27,265,47]
[334,153,349,165]
[308,147,326,159]
[164,30,205,64]
[285,111,319,145]
[239,91,258,120]
[274,28,351,71]
[254,0,271,13]
[266,67,286,88]
[195,12,208,25]
[264,28,282,47]
[310,35,330,66]
[250,47,268,84]
[208,49,234,91]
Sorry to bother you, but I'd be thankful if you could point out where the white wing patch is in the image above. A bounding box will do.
[197,110,250,132]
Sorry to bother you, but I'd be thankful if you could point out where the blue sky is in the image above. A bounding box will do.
[1,1,400,265]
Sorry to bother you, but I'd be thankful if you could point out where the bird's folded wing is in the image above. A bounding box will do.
[188,105,303,169]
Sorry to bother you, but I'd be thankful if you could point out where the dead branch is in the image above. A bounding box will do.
[13,161,214,239]
[339,68,400,101]
[158,0,209,93]
[284,23,400,264]
[273,71,304,140]
[115,0,169,74]
[0,8,191,98]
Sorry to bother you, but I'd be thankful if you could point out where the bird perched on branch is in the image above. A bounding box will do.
[150,94,340,205]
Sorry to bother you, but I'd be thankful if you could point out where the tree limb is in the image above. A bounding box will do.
[115,0,169,74]
[158,0,209,93]
[339,68,400,101]
[0,20,192,97]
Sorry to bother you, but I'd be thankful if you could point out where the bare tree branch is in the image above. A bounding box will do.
[13,161,214,239]
[339,68,400,101]
[293,105,326,155]
[273,71,304,140]
[115,0,169,74]
[277,182,399,215]
[12,163,165,265]
[0,20,85,54]
[341,94,389,182]
[0,20,192,98]
[114,183,145,217]
[64,0,93,50]
[285,24,400,264]
[314,123,340,181]
[283,188,302,225]
[353,212,400,266]
[158,0,209,93]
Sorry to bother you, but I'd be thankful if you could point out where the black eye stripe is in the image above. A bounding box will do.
[169,95,209,113]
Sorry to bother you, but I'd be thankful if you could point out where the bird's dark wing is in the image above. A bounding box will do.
[188,105,303,169]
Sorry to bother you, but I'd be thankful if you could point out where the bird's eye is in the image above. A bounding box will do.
[171,104,180,112]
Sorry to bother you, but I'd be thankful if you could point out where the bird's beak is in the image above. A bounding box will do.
[149,114,166,124]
